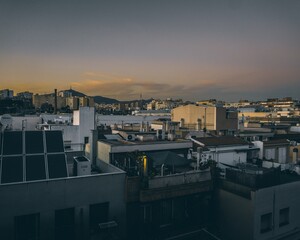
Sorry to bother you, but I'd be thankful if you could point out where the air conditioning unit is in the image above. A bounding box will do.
[126,134,135,141]
[156,129,165,140]
[73,156,91,176]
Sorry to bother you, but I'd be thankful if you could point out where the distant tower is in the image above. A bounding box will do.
[140,93,143,109]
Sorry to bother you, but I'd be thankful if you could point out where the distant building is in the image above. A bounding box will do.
[33,93,66,110]
[253,139,290,165]
[0,89,14,99]
[172,104,238,135]
[16,91,33,99]
[191,136,259,169]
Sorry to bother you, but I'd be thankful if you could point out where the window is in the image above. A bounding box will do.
[260,213,272,233]
[89,202,109,233]
[55,208,75,240]
[14,213,40,240]
[84,137,89,144]
[279,208,289,227]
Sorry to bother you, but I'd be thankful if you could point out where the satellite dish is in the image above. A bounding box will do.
[0,114,13,130]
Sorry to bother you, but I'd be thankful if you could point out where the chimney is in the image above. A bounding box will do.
[54,89,58,114]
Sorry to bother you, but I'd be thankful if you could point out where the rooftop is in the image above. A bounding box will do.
[99,138,191,147]
[263,139,290,146]
[193,136,249,147]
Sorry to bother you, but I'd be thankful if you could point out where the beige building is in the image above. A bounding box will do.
[33,94,66,109]
[79,96,94,108]
[171,104,238,135]
[66,97,79,110]
[65,96,95,110]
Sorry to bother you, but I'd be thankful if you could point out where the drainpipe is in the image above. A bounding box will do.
[161,164,164,176]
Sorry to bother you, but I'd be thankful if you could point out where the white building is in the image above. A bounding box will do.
[252,139,290,165]
[191,136,259,169]
[216,166,300,240]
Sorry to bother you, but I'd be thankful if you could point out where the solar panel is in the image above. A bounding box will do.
[45,131,64,153]
[26,155,46,181]
[25,131,44,154]
[47,154,68,179]
[3,131,23,155]
[1,156,23,184]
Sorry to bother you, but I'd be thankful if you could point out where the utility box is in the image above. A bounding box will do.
[74,156,91,176]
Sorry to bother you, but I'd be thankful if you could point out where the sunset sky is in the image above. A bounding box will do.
[1,0,300,101]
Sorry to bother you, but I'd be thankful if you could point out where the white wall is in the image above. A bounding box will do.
[11,116,42,130]
[253,141,264,159]
[253,182,300,240]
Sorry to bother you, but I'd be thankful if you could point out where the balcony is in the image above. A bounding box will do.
[126,169,212,203]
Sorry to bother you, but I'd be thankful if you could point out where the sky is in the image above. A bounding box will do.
[0,0,300,101]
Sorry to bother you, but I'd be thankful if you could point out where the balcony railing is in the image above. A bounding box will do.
[148,169,211,189]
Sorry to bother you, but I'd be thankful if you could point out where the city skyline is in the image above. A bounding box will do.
[1,0,300,101]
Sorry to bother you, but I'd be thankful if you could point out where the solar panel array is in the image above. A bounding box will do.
[0,130,68,184]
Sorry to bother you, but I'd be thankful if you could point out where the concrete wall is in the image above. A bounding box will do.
[109,141,192,153]
[215,188,254,240]
[215,107,238,132]
[148,169,211,189]
[216,151,247,168]
[253,141,264,159]
[0,172,126,240]
[97,142,112,164]
[11,116,42,130]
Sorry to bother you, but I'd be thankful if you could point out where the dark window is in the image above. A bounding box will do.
[1,156,23,184]
[3,131,23,155]
[84,137,89,144]
[89,202,109,233]
[26,155,46,181]
[14,213,40,240]
[55,208,75,240]
[25,131,44,154]
[261,213,272,233]
[45,131,64,153]
[279,208,289,227]
[47,154,68,179]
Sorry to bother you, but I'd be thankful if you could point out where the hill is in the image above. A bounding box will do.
[93,96,119,104]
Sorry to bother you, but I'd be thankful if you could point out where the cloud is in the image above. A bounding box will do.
[70,72,188,100]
